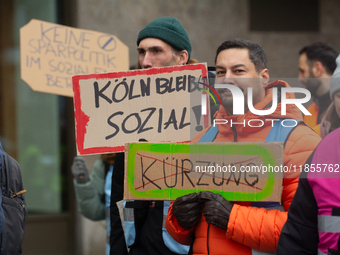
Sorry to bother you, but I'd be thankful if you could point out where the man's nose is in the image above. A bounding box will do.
[214,72,235,85]
[221,76,235,85]
[142,52,153,69]
[215,78,235,87]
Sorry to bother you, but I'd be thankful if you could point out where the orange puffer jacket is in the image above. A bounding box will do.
[304,102,318,129]
[165,80,321,255]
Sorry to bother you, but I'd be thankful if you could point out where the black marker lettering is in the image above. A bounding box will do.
[188,75,200,92]
[138,107,156,134]
[158,108,163,133]
[244,163,258,187]
[94,81,112,108]
[105,111,123,140]
[141,157,161,189]
[196,171,209,186]
[176,75,186,92]
[164,109,178,130]
[128,79,141,100]
[156,77,169,94]
[121,113,141,134]
[181,159,195,187]
[213,167,224,186]
[179,107,190,129]
[112,78,128,103]
[163,158,178,188]
[167,77,175,93]
[226,164,241,186]
[140,78,151,97]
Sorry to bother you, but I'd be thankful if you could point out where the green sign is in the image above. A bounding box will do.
[125,142,283,202]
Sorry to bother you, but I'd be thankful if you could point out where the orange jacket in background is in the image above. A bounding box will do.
[165,81,321,255]
[304,102,318,130]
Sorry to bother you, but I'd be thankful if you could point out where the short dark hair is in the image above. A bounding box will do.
[299,42,338,75]
[215,39,267,72]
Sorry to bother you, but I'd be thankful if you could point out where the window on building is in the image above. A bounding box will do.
[250,0,319,32]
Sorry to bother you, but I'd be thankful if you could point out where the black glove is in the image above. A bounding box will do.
[172,193,204,229]
[198,191,233,231]
[71,156,90,184]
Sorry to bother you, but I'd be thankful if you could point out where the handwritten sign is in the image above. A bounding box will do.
[20,19,129,97]
[72,63,210,155]
[124,142,283,202]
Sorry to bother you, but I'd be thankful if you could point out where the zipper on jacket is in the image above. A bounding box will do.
[207,223,210,255]
[231,125,237,142]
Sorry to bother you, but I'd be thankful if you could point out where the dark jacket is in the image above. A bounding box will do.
[110,152,128,255]
[110,152,188,255]
[276,127,340,255]
[166,81,322,255]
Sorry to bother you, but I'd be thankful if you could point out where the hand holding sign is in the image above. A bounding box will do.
[73,63,210,155]
[198,191,233,231]
[20,19,129,97]
[124,142,283,202]
[173,193,204,230]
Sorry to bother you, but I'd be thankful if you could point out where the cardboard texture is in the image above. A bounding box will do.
[20,19,129,97]
[124,142,284,202]
[73,63,210,155]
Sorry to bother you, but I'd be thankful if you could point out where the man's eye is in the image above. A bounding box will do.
[234,69,245,73]
[216,70,225,76]
[138,50,145,55]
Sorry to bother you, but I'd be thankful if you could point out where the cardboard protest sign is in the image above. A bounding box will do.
[124,142,284,202]
[20,19,129,97]
[73,63,210,155]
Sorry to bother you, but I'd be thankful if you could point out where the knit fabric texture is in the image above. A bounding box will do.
[137,17,191,60]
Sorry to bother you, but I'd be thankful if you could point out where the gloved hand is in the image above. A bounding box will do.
[172,193,204,229]
[71,156,90,184]
[198,191,233,231]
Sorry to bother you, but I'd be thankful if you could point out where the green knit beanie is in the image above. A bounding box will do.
[137,17,192,60]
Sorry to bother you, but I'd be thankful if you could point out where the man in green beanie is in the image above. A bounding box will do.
[137,16,191,68]
[110,17,192,255]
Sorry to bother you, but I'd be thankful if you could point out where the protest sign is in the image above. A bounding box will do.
[73,63,210,155]
[124,142,284,202]
[20,19,129,97]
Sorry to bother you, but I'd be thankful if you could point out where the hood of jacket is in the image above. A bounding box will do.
[215,80,303,135]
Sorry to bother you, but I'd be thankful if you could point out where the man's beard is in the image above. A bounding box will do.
[305,79,321,97]
[304,70,321,97]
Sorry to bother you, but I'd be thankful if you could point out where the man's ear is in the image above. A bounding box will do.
[259,68,270,86]
[178,50,189,65]
[312,61,324,77]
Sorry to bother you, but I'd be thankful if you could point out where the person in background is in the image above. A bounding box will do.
[298,42,338,134]
[165,39,321,255]
[72,153,122,255]
[110,16,195,255]
[276,59,340,252]
[319,54,340,138]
